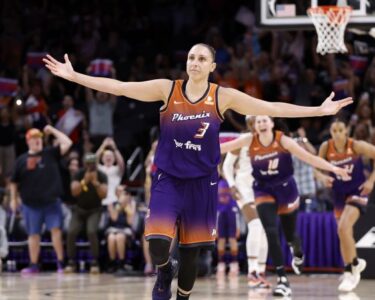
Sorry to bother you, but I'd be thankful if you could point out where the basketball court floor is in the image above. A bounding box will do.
[0,273,372,299]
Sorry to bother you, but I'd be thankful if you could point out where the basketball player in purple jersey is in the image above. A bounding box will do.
[315,118,375,293]
[216,178,240,277]
[221,116,350,297]
[44,45,351,300]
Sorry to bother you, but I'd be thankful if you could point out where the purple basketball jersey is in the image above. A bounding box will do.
[249,131,294,185]
[154,80,223,178]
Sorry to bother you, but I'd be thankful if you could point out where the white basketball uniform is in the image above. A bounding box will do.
[223,145,254,209]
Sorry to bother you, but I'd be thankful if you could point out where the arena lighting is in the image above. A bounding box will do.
[15,99,23,106]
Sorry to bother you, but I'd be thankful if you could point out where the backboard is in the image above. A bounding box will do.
[256,0,375,30]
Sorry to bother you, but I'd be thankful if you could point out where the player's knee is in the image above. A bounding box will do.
[264,225,278,240]
[337,222,350,237]
[149,239,171,265]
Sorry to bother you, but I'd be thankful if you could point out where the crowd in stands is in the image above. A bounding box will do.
[0,0,374,274]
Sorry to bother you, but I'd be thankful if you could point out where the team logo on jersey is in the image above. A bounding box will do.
[171,111,210,122]
[254,151,278,161]
[204,96,214,106]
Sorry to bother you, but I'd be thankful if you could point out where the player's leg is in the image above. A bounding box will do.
[216,210,227,276]
[145,170,180,300]
[279,210,304,275]
[276,177,303,276]
[176,247,200,299]
[236,180,269,285]
[256,201,291,297]
[227,206,239,276]
[337,203,364,292]
[177,170,218,299]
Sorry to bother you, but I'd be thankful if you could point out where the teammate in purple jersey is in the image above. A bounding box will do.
[216,178,240,277]
[315,118,375,293]
[221,116,350,297]
[44,44,352,300]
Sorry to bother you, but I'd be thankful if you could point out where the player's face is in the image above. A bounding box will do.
[330,121,347,142]
[186,45,216,80]
[27,137,43,153]
[254,116,274,135]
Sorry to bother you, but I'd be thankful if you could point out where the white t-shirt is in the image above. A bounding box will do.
[98,164,122,205]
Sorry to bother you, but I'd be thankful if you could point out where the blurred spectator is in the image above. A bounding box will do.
[85,74,117,149]
[291,128,319,212]
[96,137,125,206]
[22,66,50,129]
[106,185,136,275]
[0,177,8,263]
[55,95,85,149]
[0,107,16,179]
[65,153,107,274]
[10,125,72,274]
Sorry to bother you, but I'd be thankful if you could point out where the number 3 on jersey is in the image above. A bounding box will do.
[194,122,210,139]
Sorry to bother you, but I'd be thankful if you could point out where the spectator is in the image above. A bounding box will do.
[85,68,117,149]
[0,107,16,179]
[291,128,319,211]
[64,153,107,274]
[106,185,136,275]
[10,125,72,274]
[55,95,85,149]
[96,137,125,206]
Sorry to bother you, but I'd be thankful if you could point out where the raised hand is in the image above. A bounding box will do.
[319,92,353,116]
[43,54,75,81]
[332,166,351,182]
[43,124,54,135]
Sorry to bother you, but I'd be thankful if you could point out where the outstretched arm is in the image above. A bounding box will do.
[220,133,252,154]
[219,87,353,118]
[354,140,375,195]
[43,125,72,155]
[44,54,172,102]
[281,135,350,180]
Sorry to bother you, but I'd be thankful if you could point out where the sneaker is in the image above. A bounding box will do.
[273,276,291,297]
[351,258,366,290]
[248,271,261,288]
[258,272,271,289]
[291,255,304,275]
[64,264,76,274]
[216,262,226,277]
[229,262,239,276]
[21,265,39,275]
[338,272,357,292]
[152,258,179,300]
[114,265,128,277]
[57,261,64,274]
[338,292,361,300]
[90,265,100,274]
[107,261,117,273]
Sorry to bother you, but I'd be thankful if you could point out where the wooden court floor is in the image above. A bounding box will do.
[0,273,373,299]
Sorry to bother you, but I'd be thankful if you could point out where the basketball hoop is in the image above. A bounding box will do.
[307,6,352,55]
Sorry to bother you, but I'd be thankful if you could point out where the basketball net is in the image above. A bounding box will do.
[307,6,352,55]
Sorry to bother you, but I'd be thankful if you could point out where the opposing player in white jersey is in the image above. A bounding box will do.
[222,116,269,288]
